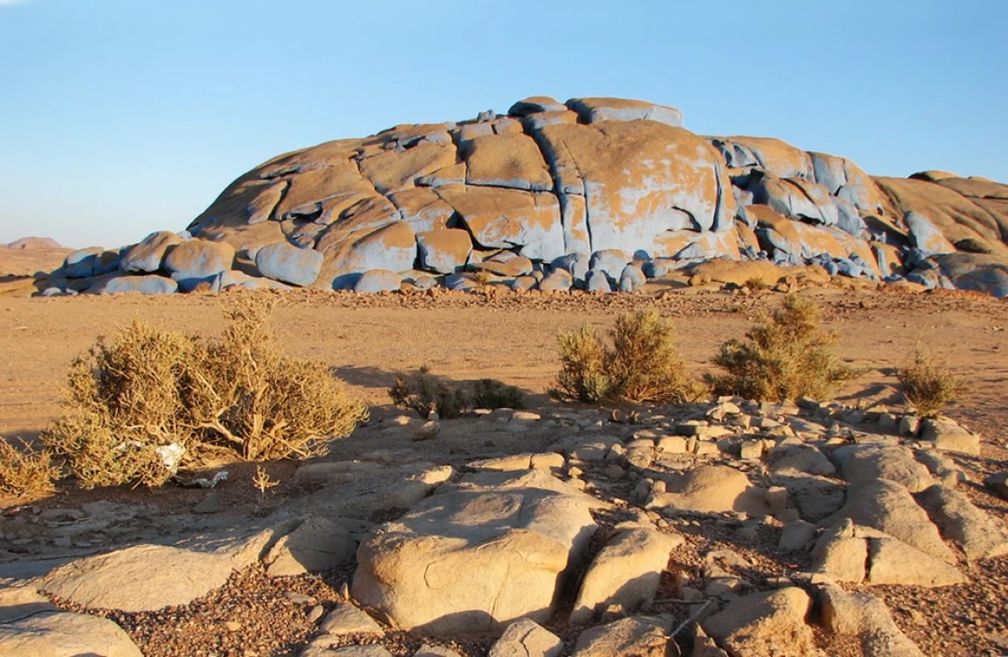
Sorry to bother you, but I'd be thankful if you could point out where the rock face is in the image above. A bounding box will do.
[47,95,1007,297]
[351,469,597,634]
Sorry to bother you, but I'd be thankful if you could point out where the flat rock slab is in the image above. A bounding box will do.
[351,469,598,634]
[39,526,275,611]
[824,478,954,562]
[0,610,143,657]
[570,616,673,657]
[301,644,394,657]
[318,603,383,636]
[831,444,936,492]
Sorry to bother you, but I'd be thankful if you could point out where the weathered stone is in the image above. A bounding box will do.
[985,471,1008,500]
[831,444,936,492]
[264,516,358,577]
[436,186,564,261]
[39,528,273,611]
[487,618,563,657]
[905,210,956,255]
[0,611,143,657]
[100,274,178,295]
[570,616,673,657]
[354,269,402,294]
[317,603,383,636]
[867,537,965,587]
[918,484,1008,560]
[824,479,954,562]
[566,98,683,128]
[255,241,324,286]
[585,269,612,293]
[702,587,818,657]
[325,221,417,278]
[819,585,925,657]
[163,238,235,285]
[647,465,768,516]
[351,470,597,634]
[61,246,105,278]
[120,230,184,273]
[301,642,393,657]
[416,229,472,274]
[920,417,981,456]
[810,525,869,584]
[570,527,682,624]
[464,133,554,191]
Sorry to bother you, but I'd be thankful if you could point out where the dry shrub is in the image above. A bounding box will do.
[389,370,525,417]
[706,294,853,402]
[43,295,367,488]
[389,367,468,419]
[555,325,612,403]
[896,349,958,418]
[554,309,701,404]
[0,439,59,498]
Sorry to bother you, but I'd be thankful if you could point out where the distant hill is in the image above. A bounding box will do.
[0,237,71,276]
[5,236,64,250]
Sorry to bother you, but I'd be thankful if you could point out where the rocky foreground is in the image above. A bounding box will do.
[35,96,1008,299]
[2,396,1007,656]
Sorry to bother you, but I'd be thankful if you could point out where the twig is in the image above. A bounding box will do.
[669,598,715,637]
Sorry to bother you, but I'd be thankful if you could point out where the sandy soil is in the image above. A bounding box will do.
[2,285,1006,445]
[0,244,71,277]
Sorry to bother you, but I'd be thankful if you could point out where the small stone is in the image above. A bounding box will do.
[604,464,625,480]
[307,605,325,623]
[224,620,241,632]
[284,591,318,606]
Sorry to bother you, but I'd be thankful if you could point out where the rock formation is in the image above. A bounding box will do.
[42,96,1008,297]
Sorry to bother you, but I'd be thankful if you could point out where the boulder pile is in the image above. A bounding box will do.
[41,96,1008,297]
[2,395,1005,656]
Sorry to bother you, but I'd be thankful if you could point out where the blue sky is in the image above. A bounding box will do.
[1,0,1005,247]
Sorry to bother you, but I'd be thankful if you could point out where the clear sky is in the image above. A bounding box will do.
[1,0,1006,248]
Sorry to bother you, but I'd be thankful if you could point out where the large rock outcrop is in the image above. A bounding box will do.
[44,95,1008,297]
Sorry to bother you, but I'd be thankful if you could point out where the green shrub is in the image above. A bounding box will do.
[896,349,958,418]
[554,309,700,404]
[43,295,367,488]
[706,294,853,402]
[471,378,525,410]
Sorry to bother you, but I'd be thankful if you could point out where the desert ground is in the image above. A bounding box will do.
[2,284,1006,443]
[1,283,1007,657]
